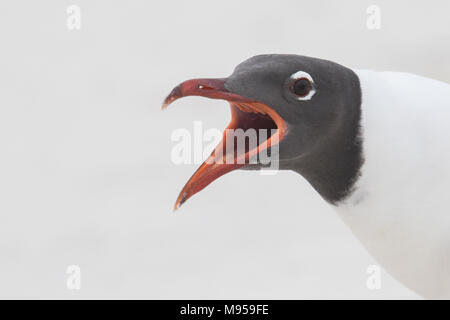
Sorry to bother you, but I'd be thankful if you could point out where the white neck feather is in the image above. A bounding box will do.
[335,69,450,299]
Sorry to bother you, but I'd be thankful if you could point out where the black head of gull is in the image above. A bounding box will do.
[163,54,363,209]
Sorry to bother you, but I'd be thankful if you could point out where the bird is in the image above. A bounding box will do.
[162,54,450,299]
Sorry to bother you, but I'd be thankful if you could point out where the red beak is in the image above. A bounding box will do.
[163,78,287,210]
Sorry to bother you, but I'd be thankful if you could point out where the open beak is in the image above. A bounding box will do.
[163,78,287,210]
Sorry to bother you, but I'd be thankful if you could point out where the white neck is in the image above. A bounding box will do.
[334,69,450,299]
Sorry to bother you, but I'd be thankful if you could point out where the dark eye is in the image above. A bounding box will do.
[292,78,312,97]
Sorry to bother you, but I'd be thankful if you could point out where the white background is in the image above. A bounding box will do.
[1,0,449,299]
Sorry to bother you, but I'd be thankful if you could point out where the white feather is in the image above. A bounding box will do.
[336,69,450,298]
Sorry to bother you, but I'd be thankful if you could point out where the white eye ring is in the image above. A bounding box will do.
[289,71,316,101]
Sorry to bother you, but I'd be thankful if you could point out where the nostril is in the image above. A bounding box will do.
[198,84,215,90]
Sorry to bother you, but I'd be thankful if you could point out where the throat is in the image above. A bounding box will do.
[294,136,363,205]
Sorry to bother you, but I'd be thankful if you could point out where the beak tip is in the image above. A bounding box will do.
[173,192,189,211]
[162,85,183,110]
[172,201,182,212]
[162,96,175,110]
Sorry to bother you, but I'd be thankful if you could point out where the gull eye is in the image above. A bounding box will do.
[288,71,316,101]
[292,78,311,97]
